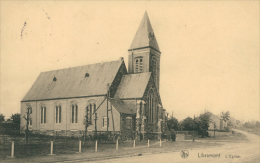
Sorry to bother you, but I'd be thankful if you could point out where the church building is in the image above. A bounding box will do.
[20,12,167,141]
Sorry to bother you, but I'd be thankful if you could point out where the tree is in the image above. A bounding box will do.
[227,120,233,127]
[255,121,260,128]
[11,113,20,129]
[0,114,5,123]
[190,112,212,137]
[198,112,211,137]
[220,111,230,123]
[167,117,179,131]
[181,117,194,131]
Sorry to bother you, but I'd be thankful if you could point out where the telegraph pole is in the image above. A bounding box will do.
[95,113,97,136]
[107,84,109,133]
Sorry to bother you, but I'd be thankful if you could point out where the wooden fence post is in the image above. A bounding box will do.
[47,141,55,155]
[95,140,97,152]
[11,141,14,158]
[79,140,81,153]
[116,139,118,150]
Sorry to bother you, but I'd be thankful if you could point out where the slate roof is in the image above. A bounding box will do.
[114,72,151,99]
[22,60,123,101]
[110,99,136,114]
[129,11,160,52]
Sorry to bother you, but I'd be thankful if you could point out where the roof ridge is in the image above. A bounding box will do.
[41,59,121,73]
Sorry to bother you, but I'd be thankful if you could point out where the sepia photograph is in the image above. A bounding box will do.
[0,0,259,162]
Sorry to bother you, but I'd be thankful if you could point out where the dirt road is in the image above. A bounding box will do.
[86,129,259,163]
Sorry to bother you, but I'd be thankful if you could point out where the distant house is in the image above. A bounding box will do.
[208,114,224,131]
[20,12,167,141]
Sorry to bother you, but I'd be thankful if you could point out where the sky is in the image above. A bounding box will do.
[1,1,259,122]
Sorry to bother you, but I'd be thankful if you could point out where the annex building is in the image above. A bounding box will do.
[21,12,167,141]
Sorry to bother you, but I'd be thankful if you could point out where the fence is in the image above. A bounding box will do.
[0,134,167,159]
[173,131,198,135]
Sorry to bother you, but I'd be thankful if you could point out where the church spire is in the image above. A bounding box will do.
[129,11,160,52]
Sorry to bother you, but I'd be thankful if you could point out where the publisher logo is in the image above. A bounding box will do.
[180,150,189,159]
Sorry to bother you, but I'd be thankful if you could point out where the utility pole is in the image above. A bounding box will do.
[107,83,109,133]
[111,103,115,134]
[24,107,31,144]
[95,113,97,137]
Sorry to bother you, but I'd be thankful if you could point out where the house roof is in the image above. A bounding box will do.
[22,60,123,101]
[129,11,160,52]
[110,99,136,114]
[114,72,151,99]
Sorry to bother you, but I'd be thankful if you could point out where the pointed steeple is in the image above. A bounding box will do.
[129,11,160,52]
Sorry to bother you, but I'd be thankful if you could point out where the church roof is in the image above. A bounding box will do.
[114,72,151,99]
[129,11,160,52]
[22,60,123,101]
[110,99,136,114]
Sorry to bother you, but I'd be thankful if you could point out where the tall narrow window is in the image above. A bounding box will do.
[93,104,96,113]
[44,107,46,123]
[41,106,46,124]
[75,105,78,123]
[26,107,32,126]
[55,105,61,123]
[29,116,32,126]
[151,97,153,123]
[59,105,61,123]
[41,107,43,123]
[71,104,78,123]
[56,106,58,123]
[72,105,74,123]
[140,101,142,117]
[87,101,96,124]
[139,58,143,72]
[89,104,92,123]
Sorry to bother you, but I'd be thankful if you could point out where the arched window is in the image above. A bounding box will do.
[86,101,96,124]
[26,104,32,126]
[135,57,143,73]
[71,104,78,123]
[40,104,46,124]
[55,104,62,123]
